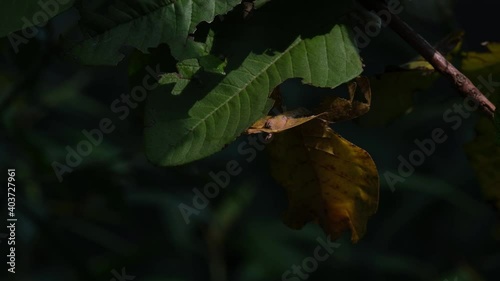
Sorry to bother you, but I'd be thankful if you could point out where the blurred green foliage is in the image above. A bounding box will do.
[0,0,499,281]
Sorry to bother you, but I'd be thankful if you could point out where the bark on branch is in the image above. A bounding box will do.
[358,0,496,119]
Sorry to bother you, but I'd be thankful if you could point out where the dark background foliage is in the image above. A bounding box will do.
[0,0,499,280]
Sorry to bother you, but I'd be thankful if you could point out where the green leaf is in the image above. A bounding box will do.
[158,30,227,95]
[0,0,75,38]
[159,56,227,95]
[465,118,500,210]
[359,70,439,126]
[69,0,241,65]
[463,42,500,211]
[144,17,363,166]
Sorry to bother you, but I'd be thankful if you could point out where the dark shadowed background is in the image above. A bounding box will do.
[1,0,499,280]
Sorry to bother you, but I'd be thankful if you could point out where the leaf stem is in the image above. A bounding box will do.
[358,0,496,119]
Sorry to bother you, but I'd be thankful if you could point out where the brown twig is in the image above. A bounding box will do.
[358,0,496,119]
